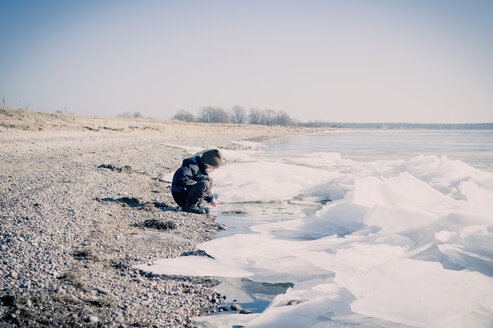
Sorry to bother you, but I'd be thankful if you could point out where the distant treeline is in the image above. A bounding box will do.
[172,106,295,126]
[117,111,144,118]
[298,122,493,130]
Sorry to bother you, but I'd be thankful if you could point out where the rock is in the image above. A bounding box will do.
[212,223,227,231]
[87,315,99,323]
[287,299,300,305]
[0,295,15,307]
[222,210,247,215]
[136,219,177,230]
[230,303,242,311]
[97,164,132,173]
[239,309,252,314]
[95,287,109,295]
[181,250,214,258]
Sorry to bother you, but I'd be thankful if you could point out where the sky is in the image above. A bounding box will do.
[0,0,492,123]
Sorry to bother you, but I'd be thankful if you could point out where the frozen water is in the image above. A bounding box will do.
[135,256,253,277]
[143,131,493,327]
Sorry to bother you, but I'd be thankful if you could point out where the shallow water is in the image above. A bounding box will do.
[138,130,493,328]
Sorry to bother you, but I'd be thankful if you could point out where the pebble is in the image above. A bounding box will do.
[287,299,301,305]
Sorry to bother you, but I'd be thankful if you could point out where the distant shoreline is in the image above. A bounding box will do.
[298,122,493,130]
[2,106,491,132]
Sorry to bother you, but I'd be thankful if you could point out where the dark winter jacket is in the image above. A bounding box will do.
[171,156,212,196]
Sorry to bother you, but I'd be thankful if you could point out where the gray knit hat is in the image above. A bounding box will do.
[200,149,223,168]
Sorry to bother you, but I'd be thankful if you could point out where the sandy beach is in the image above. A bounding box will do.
[0,109,318,327]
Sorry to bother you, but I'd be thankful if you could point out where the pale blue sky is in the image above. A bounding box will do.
[1,0,492,122]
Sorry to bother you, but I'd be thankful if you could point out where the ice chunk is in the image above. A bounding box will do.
[213,161,333,203]
[435,230,457,242]
[135,256,253,277]
[352,173,456,215]
[334,243,407,271]
[195,312,260,328]
[364,205,439,234]
[200,233,332,283]
[335,258,493,328]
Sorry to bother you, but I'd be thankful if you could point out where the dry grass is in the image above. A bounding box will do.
[0,106,320,136]
[0,106,81,131]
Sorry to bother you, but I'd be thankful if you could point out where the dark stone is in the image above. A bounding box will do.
[95,287,109,295]
[72,249,99,261]
[0,294,15,307]
[134,219,177,230]
[180,250,214,259]
[212,223,228,231]
[97,164,133,173]
[287,299,300,305]
[222,210,248,215]
[230,303,241,311]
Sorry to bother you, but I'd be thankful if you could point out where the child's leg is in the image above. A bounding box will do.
[186,180,212,207]
[171,190,188,207]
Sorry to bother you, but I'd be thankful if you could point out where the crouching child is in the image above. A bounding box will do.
[171,149,223,214]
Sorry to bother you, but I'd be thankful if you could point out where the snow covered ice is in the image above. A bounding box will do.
[138,132,493,327]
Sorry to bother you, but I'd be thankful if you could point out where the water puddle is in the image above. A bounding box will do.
[214,278,294,313]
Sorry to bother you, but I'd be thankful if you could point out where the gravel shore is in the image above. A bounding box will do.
[0,112,316,327]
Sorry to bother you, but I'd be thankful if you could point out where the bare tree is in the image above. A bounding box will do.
[231,105,247,124]
[198,107,231,123]
[117,111,133,118]
[273,110,292,126]
[260,109,277,125]
[248,108,263,125]
[118,111,143,118]
[172,110,194,122]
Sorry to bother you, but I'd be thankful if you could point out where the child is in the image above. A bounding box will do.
[171,149,223,214]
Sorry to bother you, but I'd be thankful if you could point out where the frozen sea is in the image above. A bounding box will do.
[138,130,493,328]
